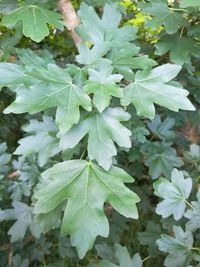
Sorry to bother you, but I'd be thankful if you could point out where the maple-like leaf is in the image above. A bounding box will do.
[141,2,187,34]
[34,160,140,258]
[60,107,132,170]
[121,64,195,119]
[83,60,123,112]
[156,226,194,267]
[153,169,192,220]
[2,50,92,134]
[14,116,60,167]
[155,34,200,65]
[2,4,64,42]
[76,3,136,46]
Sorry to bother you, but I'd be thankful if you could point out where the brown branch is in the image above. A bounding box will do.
[58,0,82,46]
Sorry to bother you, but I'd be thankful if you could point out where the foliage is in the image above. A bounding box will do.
[0,0,200,266]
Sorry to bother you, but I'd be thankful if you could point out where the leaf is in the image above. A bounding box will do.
[3,50,92,134]
[60,107,132,170]
[0,201,41,242]
[155,34,200,65]
[132,126,150,144]
[76,44,110,65]
[83,60,123,112]
[143,142,183,179]
[77,3,137,46]
[108,44,157,80]
[141,2,187,34]
[156,226,193,267]
[34,160,140,258]
[153,169,192,220]
[138,221,162,255]
[147,115,175,141]
[0,142,11,173]
[0,0,17,13]
[180,0,200,7]
[185,190,200,232]
[184,144,200,164]
[89,244,143,267]
[2,4,64,42]
[121,64,195,119]
[14,116,60,167]
[114,244,143,267]
[13,254,29,267]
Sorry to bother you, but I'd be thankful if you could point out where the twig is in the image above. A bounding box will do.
[58,0,82,46]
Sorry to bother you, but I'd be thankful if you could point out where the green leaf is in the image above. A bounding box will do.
[180,0,200,7]
[147,115,175,141]
[138,221,162,255]
[14,116,60,167]
[60,107,132,170]
[142,2,187,34]
[89,244,143,267]
[156,226,193,267]
[0,142,11,173]
[108,44,157,80]
[184,144,200,164]
[132,126,150,144]
[3,50,92,134]
[2,4,64,42]
[0,0,17,13]
[13,255,29,267]
[77,3,137,46]
[0,201,41,242]
[34,160,140,258]
[83,60,123,112]
[121,64,195,119]
[114,244,143,267]
[76,44,110,65]
[153,169,192,220]
[155,34,200,65]
[142,142,183,179]
[185,190,200,232]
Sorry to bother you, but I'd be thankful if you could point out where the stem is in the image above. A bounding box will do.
[58,0,82,46]
[185,199,193,209]
[143,256,150,262]
[169,8,188,12]
[80,148,87,159]
[191,247,200,251]
[180,26,185,38]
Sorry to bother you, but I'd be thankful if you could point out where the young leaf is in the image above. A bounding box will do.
[14,116,60,167]
[156,226,193,267]
[153,169,192,220]
[121,64,195,119]
[2,4,64,42]
[34,160,140,258]
[185,190,200,232]
[83,60,123,112]
[60,107,132,170]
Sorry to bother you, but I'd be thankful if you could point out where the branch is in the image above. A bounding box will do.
[58,0,82,46]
